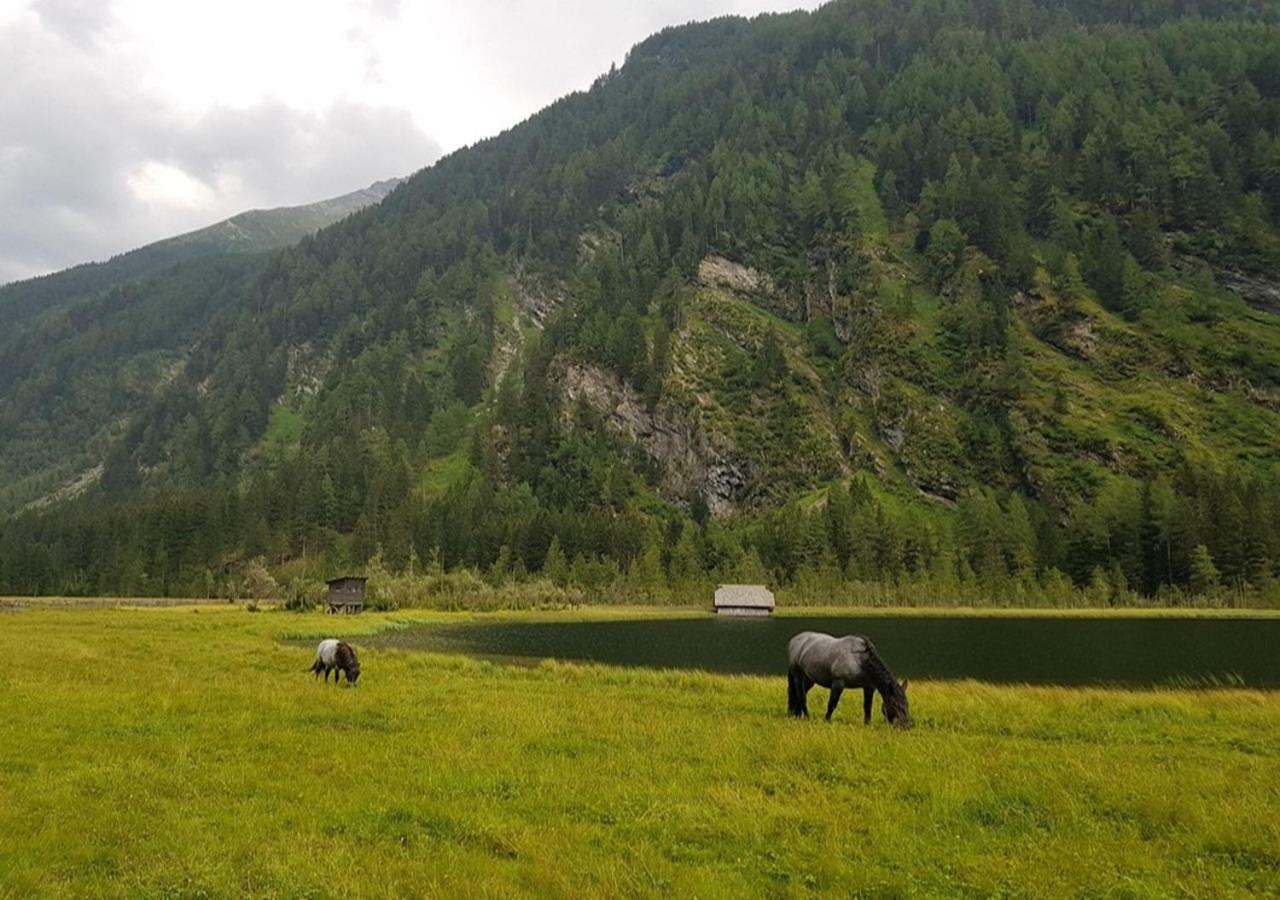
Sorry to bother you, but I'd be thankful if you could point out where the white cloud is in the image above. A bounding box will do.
[1,0,821,283]
[127,161,216,208]
[0,3,441,281]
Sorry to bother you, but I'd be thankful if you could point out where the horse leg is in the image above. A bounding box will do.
[863,686,874,725]
[825,680,845,722]
[799,676,812,718]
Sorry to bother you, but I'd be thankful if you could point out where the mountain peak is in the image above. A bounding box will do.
[0,176,407,324]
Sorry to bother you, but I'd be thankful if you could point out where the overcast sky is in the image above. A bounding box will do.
[0,0,821,284]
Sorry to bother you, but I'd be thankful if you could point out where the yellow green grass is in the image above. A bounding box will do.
[2,606,1278,897]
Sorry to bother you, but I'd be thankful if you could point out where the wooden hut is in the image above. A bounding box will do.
[713,584,775,617]
[326,576,366,614]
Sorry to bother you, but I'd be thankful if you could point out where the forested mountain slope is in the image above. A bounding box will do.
[3,0,1279,605]
[0,180,401,513]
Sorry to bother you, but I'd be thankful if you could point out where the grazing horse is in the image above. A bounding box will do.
[787,631,910,728]
[310,639,361,685]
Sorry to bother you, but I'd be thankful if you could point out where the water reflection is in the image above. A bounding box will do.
[367,614,1280,688]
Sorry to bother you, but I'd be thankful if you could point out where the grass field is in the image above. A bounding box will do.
[2,606,1278,898]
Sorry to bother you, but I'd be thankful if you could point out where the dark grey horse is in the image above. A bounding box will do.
[787,631,911,727]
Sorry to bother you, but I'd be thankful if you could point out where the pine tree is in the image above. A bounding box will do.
[543,536,568,586]
[628,535,666,602]
[489,544,512,585]
[668,522,702,583]
[925,218,965,289]
[1058,253,1086,300]
[1119,256,1150,320]
[732,548,770,584]
[1189,544,1221,596]
[1083,216,1128,312]
[824,480,855,569]
[753,325,787,386]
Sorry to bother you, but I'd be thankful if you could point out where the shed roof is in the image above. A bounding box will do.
[326,576,367,586]
[714,584,775,608]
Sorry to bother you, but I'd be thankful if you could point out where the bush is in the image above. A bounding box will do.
[283,577,326,612]
[362,552,585,611]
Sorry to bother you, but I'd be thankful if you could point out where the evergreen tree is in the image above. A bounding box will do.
[753,326,787,386]
[543,536,568,587]
[1189,544,1221,596]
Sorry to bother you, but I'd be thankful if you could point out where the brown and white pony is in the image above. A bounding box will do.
[310,639,361,685]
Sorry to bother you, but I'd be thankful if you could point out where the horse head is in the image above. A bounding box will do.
[884,678,911,729]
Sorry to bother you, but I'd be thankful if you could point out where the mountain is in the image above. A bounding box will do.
[3,0,1279,605]
[0,179,402,514]
[0,178,403,329]
[148,178,404,260]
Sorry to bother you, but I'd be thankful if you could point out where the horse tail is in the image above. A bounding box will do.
[787,668,802,717]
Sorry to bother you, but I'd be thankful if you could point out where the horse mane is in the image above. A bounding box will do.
[862,644,904,706]
[335,642,360,675]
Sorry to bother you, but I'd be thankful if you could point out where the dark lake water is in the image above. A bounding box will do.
[366,614,1280,688]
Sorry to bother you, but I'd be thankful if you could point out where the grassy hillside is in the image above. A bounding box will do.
[2,0,1279,603]
[157,179,404,257]
[0,606,1277,897]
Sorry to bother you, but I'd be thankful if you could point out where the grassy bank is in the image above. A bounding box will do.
[1,606,1278,897]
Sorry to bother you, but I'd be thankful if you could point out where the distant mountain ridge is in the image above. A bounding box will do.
[0,178,403,328]
[153,178,404,258]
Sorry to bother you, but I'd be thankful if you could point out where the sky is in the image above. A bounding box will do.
[0,0,822,284]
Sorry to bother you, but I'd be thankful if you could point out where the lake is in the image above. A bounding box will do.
[366,613,1280,688]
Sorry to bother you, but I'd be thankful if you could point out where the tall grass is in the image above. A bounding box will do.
[1,606,1277,897]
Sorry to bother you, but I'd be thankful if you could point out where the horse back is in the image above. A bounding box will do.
[788,631,872,685]
[316,639,340,667]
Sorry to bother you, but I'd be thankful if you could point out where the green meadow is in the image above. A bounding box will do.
[1,605,1278,898]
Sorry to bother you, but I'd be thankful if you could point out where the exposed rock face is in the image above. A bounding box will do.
[576,228,620,268]
[491,271,558,383]
[555,361,748,515]
[31,464,102,510]
[284,343,331,400]
[1218,270,1280,315]
[698,254,809,320]
[508,270,564,326]
[697,255,776,297]
[1063,318,1099,359]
